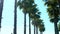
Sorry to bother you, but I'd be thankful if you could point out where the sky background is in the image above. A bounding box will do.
[0,0,60,34]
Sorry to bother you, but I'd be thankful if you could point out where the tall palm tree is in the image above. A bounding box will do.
[27,0,34,34]
[19,0,36,34]
[17,0,29,34]
[44,0,60,34]
[32,16,45,34]
[31,12,41,34]
[28,2,37,34]
[0,0,4,30]
[17,0,40,34]
[14,0,17,34]
[29,3,41,34]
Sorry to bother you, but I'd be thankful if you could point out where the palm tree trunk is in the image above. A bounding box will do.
[54,19,59,34]
[29,13,31,34]
[0,0,4,29]
[14,0,17,34]
[40,32,43,34]
[34,25,35,34]
[36,26,38,34]
[24,13,26,34]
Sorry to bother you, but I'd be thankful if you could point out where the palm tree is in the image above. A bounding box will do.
[27,0,34,34]
[32,15,45,34]
[14,0,17,34]
[17,0,29,34]
[31,12,41,34]
[39,22,45,34]
[44,0,60,34]
[17,0,42,34]
[28,2,37,34]
[18,0,37,34]
[29,3,42,34]
[0,0,4,30]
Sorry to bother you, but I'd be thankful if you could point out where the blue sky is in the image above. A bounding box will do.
[0,0,60,34]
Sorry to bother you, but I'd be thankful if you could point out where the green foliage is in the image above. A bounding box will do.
[17,0,45,33]
[17,1,23,9]
[17,0,38,14]
[32,18,43,26]
[44,0,60,34]
[31,14,45,32]
[39,23,45,32]
[44,0,60,23]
